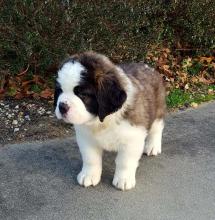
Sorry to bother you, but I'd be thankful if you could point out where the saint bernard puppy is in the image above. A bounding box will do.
[54,51,166,191]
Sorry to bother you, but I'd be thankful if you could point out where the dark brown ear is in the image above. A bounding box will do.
[96,75,127,122]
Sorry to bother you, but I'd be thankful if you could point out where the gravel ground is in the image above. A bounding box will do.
[0,98,74,146]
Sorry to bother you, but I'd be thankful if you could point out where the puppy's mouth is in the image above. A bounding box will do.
[60,112,67,118]
[61,113,67,120]
[60,113,72,124]
[60,111,69,119]
[55,107,69,121]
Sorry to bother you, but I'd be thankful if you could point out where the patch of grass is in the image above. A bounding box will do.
[182,58,203,76]
[6,87,17,96]
[167,89,190,108]
[192,92,215,104]
[208,85,215,90]
[187,61,202,75]
[167,88,215,108]
[30,84,42,93]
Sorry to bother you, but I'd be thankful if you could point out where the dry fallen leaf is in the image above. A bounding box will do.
[40,88,54,99]
[178,71,188,83]
[33,93,40,99]
[163,48,171,54]
[22,80,34,87]
[200,57,213,63]
[191,76,199,83]
[197,76,215,84]
[208,89,214,95]
[14,92,24,99]
[191,102,198,108]
[184,84,189,90]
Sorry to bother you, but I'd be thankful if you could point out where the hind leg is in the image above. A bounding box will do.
[144,118,164,156]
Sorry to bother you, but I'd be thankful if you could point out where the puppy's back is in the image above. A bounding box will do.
[120,63,166,130]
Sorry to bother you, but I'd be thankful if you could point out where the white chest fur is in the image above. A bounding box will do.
[74,119,147,152]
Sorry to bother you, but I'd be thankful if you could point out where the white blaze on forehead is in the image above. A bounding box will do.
[57,61,85,92]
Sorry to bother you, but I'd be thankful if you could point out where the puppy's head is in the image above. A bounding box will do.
[54,52,127,124]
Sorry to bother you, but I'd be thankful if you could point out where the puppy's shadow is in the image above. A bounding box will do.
[12,139,117,187]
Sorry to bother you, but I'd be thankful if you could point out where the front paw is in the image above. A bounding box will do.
[112,171,136,191]
[77,167,101,187]
[144,142,161,156]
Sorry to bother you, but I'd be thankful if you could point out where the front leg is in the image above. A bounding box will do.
[77,141,103,187]
[113,137,146,191]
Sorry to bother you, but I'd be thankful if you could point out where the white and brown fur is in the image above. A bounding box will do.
[54,51,166,191]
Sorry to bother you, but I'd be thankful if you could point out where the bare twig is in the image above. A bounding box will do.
[17,64,30,76]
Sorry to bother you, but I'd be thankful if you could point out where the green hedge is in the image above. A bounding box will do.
[0,0,214,75]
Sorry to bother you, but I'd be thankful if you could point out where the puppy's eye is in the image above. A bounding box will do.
[73,86,80,95]
[74,86,93,99]
[79,91,93,98]
[74,86,85,96]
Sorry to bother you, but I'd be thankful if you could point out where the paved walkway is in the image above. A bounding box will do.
[0,102,215,220]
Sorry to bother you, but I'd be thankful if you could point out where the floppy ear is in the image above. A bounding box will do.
[96,75,127,122]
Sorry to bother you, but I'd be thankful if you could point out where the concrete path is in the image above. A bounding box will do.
[0,102,215,220]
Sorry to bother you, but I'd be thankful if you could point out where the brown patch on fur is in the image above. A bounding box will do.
[120,63,166,130]
[71,51,120,87]
[71,51,127,121]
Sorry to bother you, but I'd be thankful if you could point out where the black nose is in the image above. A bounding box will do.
[59,102,69,115]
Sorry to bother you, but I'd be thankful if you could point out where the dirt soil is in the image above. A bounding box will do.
[0,98,74,146]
